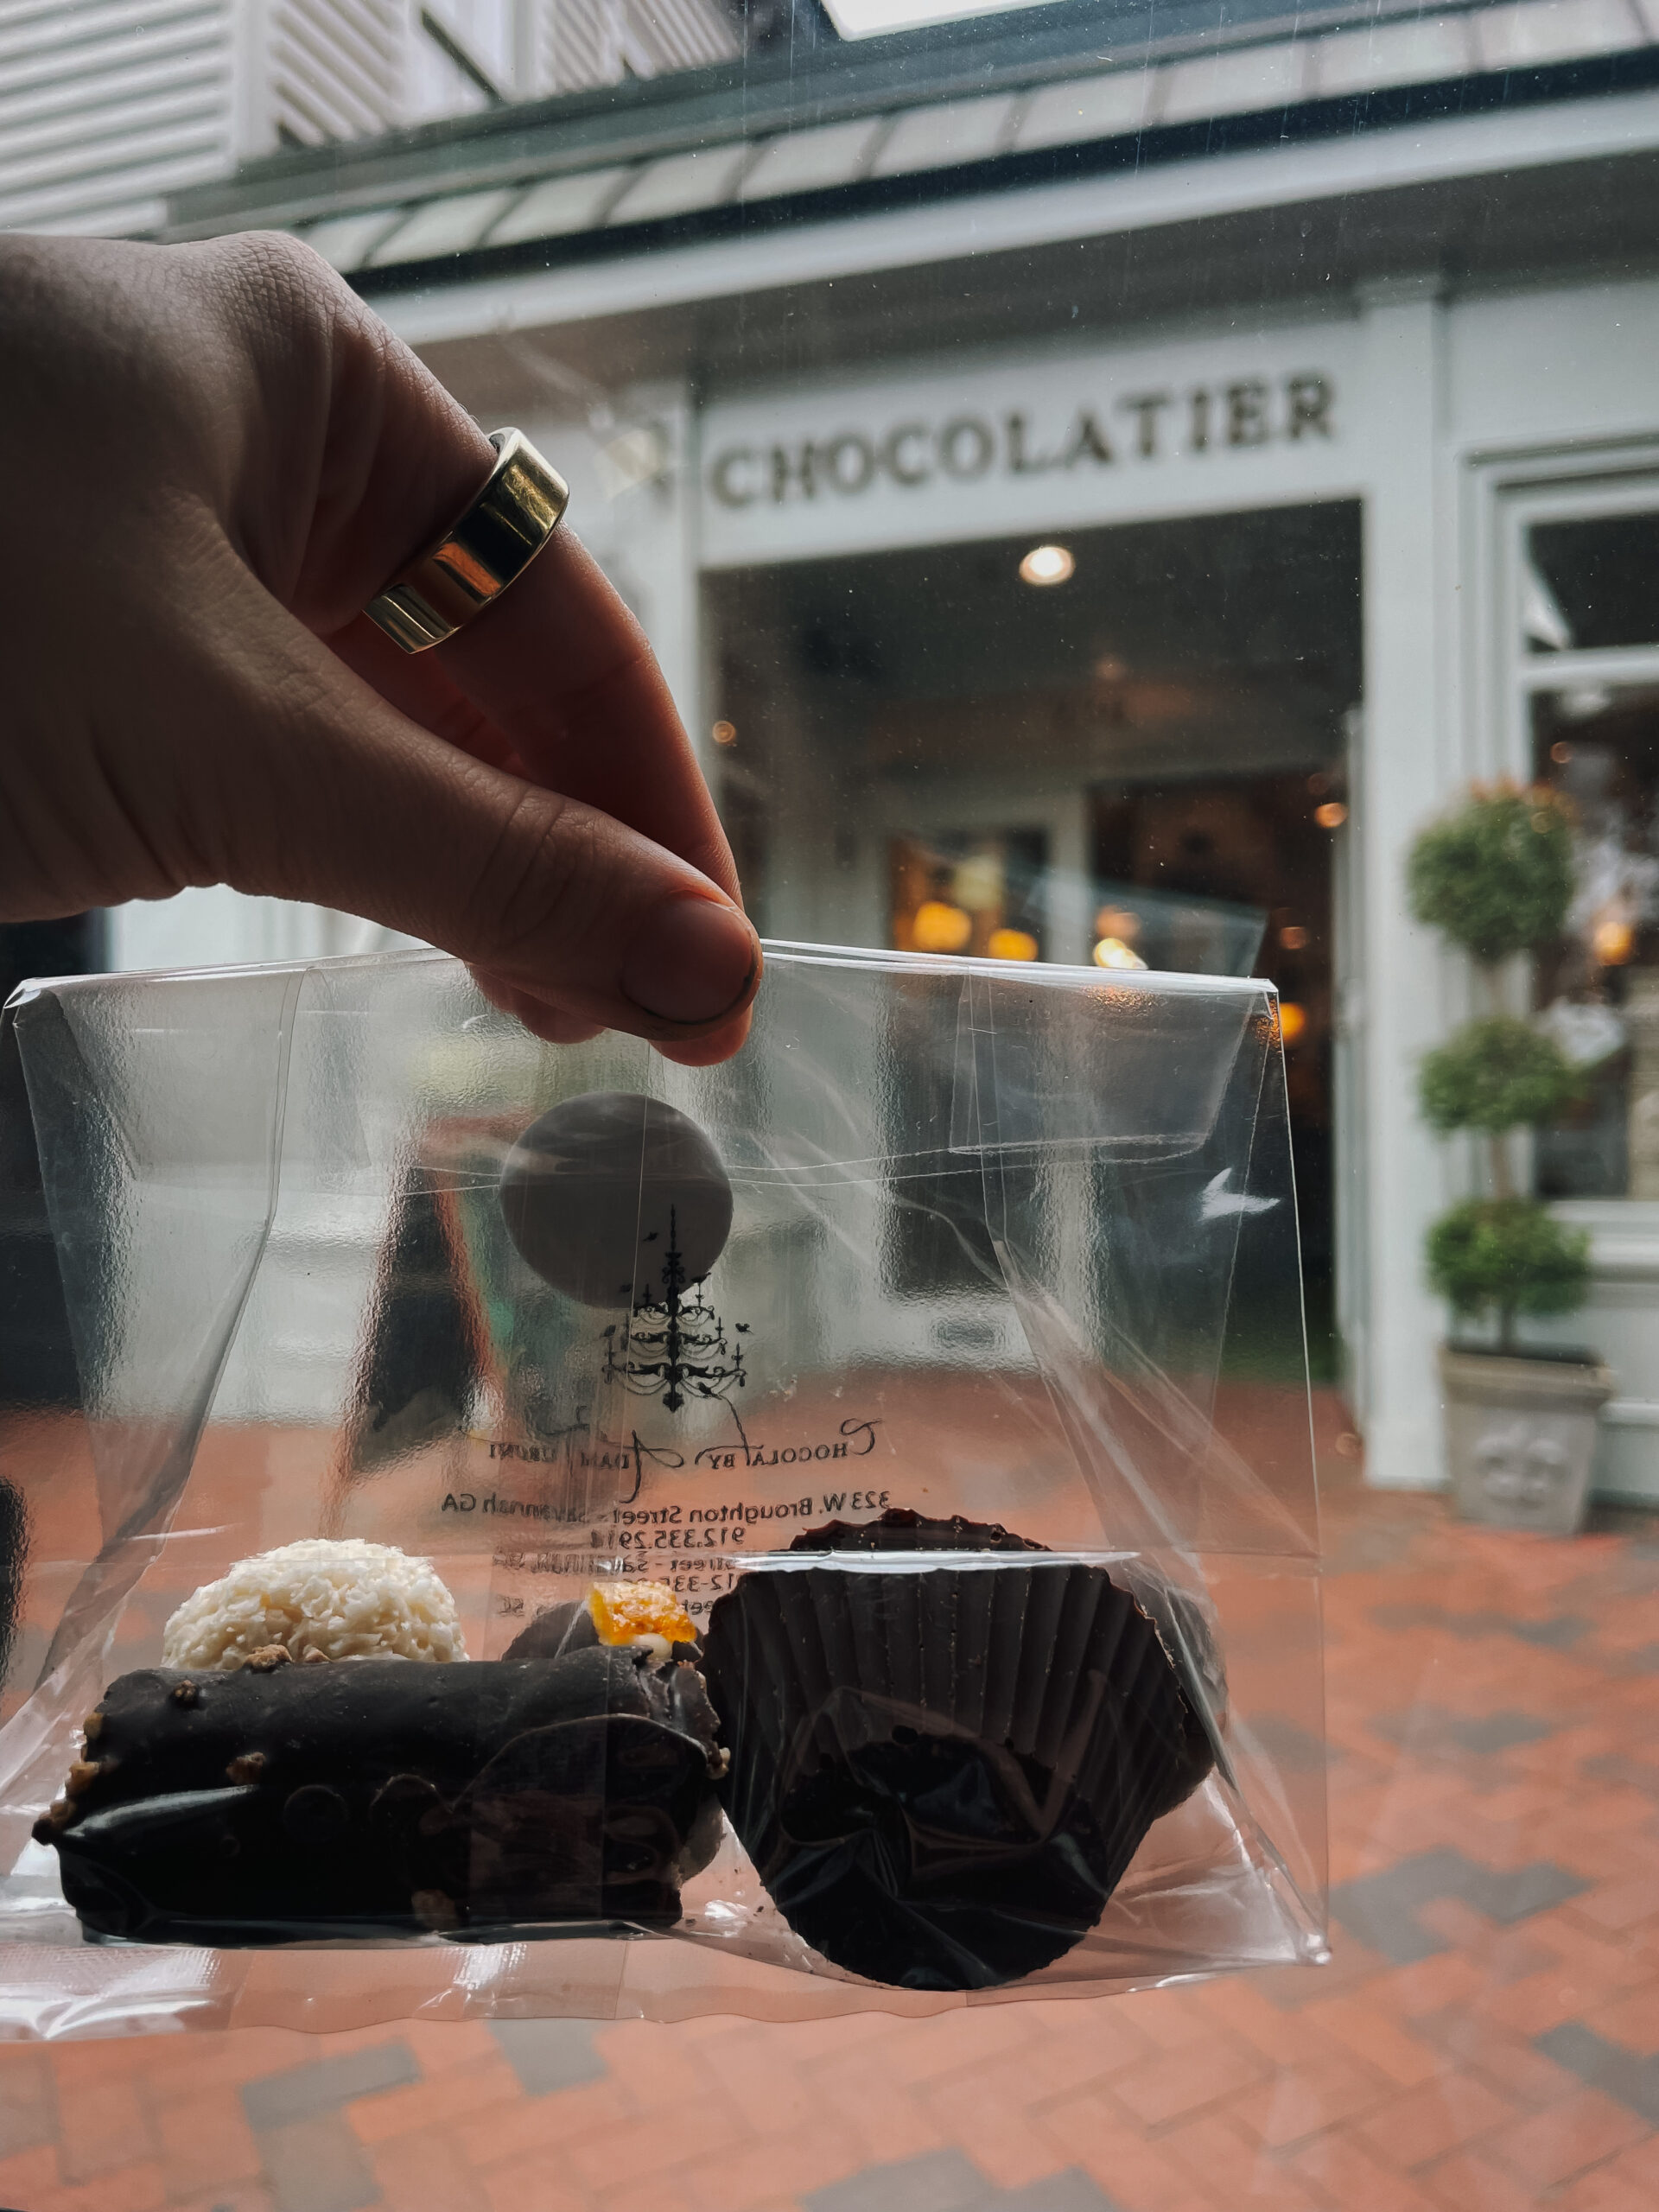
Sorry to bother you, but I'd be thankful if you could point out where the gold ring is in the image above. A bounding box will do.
[365,428,569,652]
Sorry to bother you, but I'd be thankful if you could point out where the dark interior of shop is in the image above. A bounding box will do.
[707,499,1363,1377]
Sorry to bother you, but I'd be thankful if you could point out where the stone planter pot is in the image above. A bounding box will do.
[1440,1345,1618,1535]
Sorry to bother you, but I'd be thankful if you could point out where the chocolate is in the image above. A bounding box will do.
[702,1510,1218,1992]
[504,1593,699,1671]
[499,1092,733,1309]
[792,1508,1048,1555]
[40,1648,726,1946]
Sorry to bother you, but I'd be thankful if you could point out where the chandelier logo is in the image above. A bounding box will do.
[601,1206,748,1414]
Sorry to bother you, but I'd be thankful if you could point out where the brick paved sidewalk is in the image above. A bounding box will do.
[3,1398,1659,2212]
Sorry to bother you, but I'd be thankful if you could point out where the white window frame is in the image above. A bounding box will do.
[1481,452,1659,1229]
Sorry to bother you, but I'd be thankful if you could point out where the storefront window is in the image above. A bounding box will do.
[705,500,1359,1368]
[1524,510,1659,653]
[1532,683,1659,1198]
[890,830,1049,961]
[1521,497,1659,1200]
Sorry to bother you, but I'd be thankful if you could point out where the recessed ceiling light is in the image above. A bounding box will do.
[1020,543,1075,587]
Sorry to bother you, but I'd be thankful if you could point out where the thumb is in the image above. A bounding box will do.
[176,584,761,1059]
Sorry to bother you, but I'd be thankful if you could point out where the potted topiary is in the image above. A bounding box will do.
[1408,784,1616,1533]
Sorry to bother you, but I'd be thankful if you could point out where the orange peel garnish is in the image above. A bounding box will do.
[588,1580,697,1649]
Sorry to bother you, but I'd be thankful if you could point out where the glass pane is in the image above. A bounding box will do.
[1525,512,1659,652]
[706,501,1358,1375]
[1533,684,1659,1198]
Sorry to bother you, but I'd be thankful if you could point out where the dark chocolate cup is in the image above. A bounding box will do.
[702,1550,1213,1993]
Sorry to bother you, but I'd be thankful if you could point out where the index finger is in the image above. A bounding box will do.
[271,260,738,900]
[433,526,740,902]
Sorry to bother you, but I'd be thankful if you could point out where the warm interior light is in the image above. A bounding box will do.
[1315,801,1349,830]
[987,927,1039,962]
[1093,905,1141,944]
[711,720,737,747]
[1093,936,1147,970]
[1593,917,1635,966]
[1278,1001,1308,1044]
[953,851,1004,911]
[1280,924,1310,951]
[912,899,974,953]
[1020,543,1075,587]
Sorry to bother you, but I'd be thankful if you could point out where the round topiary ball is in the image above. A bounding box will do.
[1426,1197,1591,1331]
[1408,786,1573,964]
[1419,1017,1582,1135]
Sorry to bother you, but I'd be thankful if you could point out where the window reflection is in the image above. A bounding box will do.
[1533,685,1659,1198]
[1525,512,1659,654]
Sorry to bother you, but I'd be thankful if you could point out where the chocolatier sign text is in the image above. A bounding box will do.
[709,369,1334,510]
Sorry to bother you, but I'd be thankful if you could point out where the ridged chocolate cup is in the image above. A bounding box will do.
[702,1512,1215,1992]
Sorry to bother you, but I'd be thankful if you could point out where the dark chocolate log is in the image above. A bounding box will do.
[499,1092,733,1309]
[701,1510,1220,1992]
[40,1649,725,1947]
[500,1602,722,1877]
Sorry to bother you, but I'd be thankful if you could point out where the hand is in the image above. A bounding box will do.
[0,232,760,1065]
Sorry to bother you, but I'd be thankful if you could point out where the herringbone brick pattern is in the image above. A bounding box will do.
[4,1395,1659,2210]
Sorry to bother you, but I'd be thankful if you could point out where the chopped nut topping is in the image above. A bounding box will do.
[65,1761,100,1798]
[243,1644,292,1673]
[225,1751,267,1783]
[170,1680,200,1707]
[82,1711,104,1742]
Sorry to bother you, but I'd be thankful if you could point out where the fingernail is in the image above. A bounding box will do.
[620,896,760,1027]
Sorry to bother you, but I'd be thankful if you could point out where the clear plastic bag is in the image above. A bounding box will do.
[0,943,1325,2034]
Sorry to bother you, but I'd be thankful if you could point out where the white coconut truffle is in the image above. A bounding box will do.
[161,1539,467,1671]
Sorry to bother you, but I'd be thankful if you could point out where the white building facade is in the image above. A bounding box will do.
[0,0,737,237]
[33,0,1659,1494]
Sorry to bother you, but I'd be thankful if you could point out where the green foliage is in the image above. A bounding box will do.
[1419,1017,1581,1136]
[1426,1198,1592,1346]
[1408,785,1574,964]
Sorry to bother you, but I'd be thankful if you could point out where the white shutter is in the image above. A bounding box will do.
[0,0,741,234]
[619,0,738,76]
[0,0,233,236]
[534,0,736,94]
[265,0,405,148]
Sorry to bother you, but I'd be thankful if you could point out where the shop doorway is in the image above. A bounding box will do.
[703,500,1362,1375]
